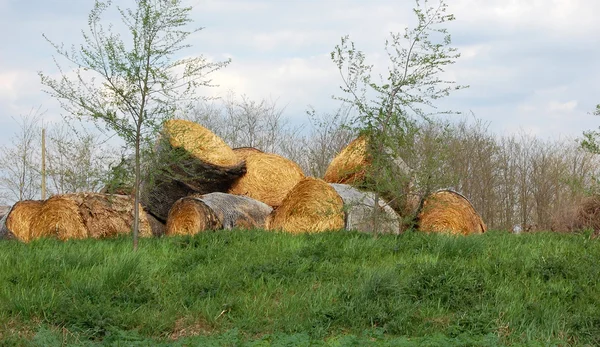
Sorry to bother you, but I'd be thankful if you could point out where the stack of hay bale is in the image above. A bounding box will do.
[1,119,487,242]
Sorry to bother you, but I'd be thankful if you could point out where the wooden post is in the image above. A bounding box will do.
[41,128,46,200]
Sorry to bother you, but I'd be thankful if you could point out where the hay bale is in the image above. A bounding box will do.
[200,192,273,229]
[267,177,344,233]
[141,119,246,222]
[4,200,43,242]
[330,184,400,234]
[29,195,88,240]
[77,193,159,239]
[28,193,162,241]
[166,196,222,236]
[417,189,487,235]
[323,136,369,184]
[228,152,305,207]
[166,193,272,235]
[233,147,263,160]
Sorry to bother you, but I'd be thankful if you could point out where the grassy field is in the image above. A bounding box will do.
[1,229,599,346]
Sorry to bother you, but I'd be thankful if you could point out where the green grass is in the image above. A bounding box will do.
[1,229,599,346]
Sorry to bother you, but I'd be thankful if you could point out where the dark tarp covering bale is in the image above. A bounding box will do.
[2,200,43,242]
[141,119,246,222]
[330,184,400,234]
[228,152,304,207]
[267,177,344,234]
[166,193,272,235]
[417,189,487,235]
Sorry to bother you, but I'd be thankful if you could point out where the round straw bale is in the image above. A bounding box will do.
[141,119,246,222]
[323,135,412,186]
[330,184,400,234]
[77,193,156,239]
[166,196,223,236]
[233,147,263,160]
[267,177,344,234]
[228,152,305,207]
[165,119,241,166]
[323,136,369,184]
[200,192,273,229]
[417,189,487,235]
[4,200,43,242]
[29,195,88,240]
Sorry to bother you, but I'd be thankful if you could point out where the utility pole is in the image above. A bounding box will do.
[41,128,46,200]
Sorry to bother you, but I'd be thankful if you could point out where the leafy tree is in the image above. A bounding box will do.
[330,0,466,228]
[39,0,230,250]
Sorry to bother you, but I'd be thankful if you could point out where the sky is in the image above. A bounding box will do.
[0,0,599,146]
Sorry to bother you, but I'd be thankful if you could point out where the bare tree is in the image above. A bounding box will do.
[0,107,44,203]
[189,92,294,153]
[46,124,117,194]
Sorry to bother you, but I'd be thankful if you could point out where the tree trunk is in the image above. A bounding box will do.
[133,125,142,251]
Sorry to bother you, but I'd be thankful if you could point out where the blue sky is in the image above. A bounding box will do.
[0,0,599,146]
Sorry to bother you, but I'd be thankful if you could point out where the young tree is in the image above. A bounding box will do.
[330,0,465,228]
[39,0,230,250]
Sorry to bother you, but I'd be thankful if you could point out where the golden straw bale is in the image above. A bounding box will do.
[323,136,369,184]
[166,196,222,236]
[228,152,305,207]
[267,177,344,233]
[5,200,43,242]
[164,119,241,167]
[233,147,263,160]
[77,193,156,239]
[29,195,88,240]
[417,190,487,235]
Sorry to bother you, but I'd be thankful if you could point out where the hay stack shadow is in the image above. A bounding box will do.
[166,192,272,235]
[417,189,487,235]
[141,119,246,222]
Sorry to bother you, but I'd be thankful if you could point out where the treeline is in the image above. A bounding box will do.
[1,94,598,232]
